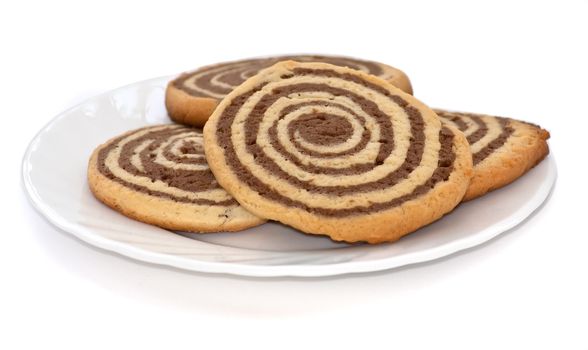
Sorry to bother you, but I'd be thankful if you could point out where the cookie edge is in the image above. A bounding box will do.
[165,82,219,127]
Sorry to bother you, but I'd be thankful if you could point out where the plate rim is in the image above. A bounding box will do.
[21,76,558,277]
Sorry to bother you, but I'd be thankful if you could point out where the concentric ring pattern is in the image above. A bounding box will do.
[435,109,550,201]
[204,62,471,242]
[90,124,264,232]
[174,55,411,99]
[435,110,514,165]
[97,125,237,205]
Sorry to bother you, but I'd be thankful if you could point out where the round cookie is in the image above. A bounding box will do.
[88,124,265,232]
[435,109,550,201]
[166,55,413,127]
[203,61,473,244]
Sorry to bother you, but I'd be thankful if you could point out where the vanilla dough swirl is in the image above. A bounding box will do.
[175,55,413,98]
[88,125,265,232]
[204,61,473,243]
[436,109,550,201]
[166,55,413,127]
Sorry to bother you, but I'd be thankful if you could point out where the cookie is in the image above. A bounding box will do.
[203,61,473,244]
[166,55,413,127]
[435,109,550,201]
[88,124,265,232]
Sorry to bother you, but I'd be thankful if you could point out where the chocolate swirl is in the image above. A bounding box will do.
[97,125,237,206]
[435,110,515,165]
[211,66,457,217]
[174,55,408,99]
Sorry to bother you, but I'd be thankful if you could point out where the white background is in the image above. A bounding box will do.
[2,0,587,349]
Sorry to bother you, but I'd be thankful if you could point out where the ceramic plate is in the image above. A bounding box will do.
[22,77,556,277]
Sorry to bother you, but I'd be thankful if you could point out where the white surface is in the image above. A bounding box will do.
[2,0,587,349]
[22,76,556,277]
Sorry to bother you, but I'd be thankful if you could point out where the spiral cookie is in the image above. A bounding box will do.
[88,124,265,232]
[203,61,473,244]
[166,55,413,127]
[435,109,550,201]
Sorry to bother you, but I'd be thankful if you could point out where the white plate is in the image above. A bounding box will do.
[22,77,557,277]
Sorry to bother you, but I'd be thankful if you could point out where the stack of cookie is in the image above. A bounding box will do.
[88,55,549,244]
